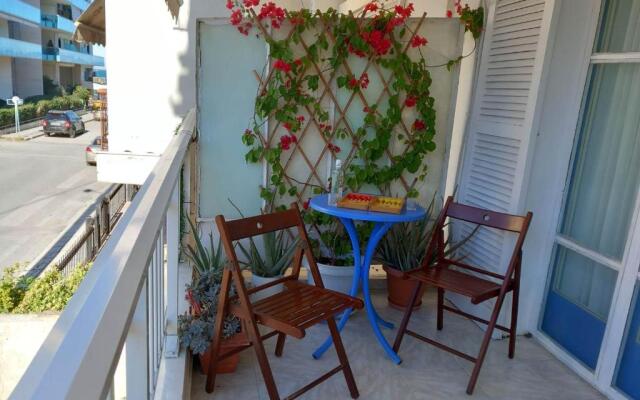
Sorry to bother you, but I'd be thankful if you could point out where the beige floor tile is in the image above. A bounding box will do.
[190,290,604,400]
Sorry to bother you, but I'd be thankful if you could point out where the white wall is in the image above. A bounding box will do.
[9,21,43,98]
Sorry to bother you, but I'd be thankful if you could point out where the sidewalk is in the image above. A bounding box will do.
[0,112,95,142]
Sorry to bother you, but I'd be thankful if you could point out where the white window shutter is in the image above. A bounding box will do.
[451,0,556,327]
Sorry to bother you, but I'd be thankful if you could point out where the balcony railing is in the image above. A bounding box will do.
[11,109,196,399]
[41,13,76,34]
[0,0,40,25]
[42,46,105,67]
[0,37,43,60]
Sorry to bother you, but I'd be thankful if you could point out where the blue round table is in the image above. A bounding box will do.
[310,194,426,364]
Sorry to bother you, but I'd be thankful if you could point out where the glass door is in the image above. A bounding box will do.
[541,0,640,381]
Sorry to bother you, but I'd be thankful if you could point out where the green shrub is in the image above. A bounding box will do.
[43,76,60,96]
[0,265,33,313]
[19,104,37,121]
[14,264,89,313]
[68,96,84,109]
[36,99,51,115]
[72,86,91,103]
[0,109,13,127]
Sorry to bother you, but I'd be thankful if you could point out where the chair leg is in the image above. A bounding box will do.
[509,287,519,359]
[392,281,423,353]
[204,316,223,393]
[437,288,444,331]
[466,295,506,395]
[327,317,359,399]
[275,333,286,357]
[247,321,280,400]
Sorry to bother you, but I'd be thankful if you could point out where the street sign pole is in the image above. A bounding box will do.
[5,96,23,134]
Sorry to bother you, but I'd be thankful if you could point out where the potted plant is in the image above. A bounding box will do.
[237,229,300,301]
[302,210,372,294]
[375,198,475,309]
[179,218,248,374]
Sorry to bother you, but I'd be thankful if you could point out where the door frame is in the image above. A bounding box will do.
[527,0,640,398]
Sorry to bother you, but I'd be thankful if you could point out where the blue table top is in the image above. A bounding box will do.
[310,194,426,223]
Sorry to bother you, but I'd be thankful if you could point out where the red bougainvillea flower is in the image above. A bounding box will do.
[283,122,292,131]
[303,199,310,210]
[405,95,417,107]
[360,72,370,89]
[348,76,359,89]
[411,35,428,48]
[242,0,259,7]
[230,9,243,25]
[279,134,297,150]
[364,1,378,13]
[294,58,303,67]
[274,59,291,73]
[413,119,426,131]
[328,143,341,153]
[394,3,414,19]
[348,41,367,58]
[455,0,463,14]
[362,30,392,55]
[237,22,252,35]
[446,9,453,18]
[258,2,285,29]
[226,0,234,10]
[296,115,305,123]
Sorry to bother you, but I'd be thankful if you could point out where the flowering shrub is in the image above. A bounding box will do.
[231,0,483,261]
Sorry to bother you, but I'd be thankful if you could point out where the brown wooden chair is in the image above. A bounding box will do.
[392,196,532,395]
[206,203,364,400]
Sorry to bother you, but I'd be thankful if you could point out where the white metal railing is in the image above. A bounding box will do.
[11,109,196,399]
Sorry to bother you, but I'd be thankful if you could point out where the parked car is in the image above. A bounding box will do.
[85,137,101,165]
[42,110,85,138]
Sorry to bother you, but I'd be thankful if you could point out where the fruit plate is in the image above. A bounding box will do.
[369,196,405,214]
[337,193,376,211]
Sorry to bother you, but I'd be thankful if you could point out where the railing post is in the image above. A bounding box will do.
[164,178,180,358]
[85,217,95,259]
[126,281,149,399]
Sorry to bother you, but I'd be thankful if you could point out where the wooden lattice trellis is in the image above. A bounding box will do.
[248,11,435,211]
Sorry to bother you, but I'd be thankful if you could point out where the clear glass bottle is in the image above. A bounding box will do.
[328,159,343,206]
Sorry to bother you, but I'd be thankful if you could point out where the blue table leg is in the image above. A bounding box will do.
[312,219,402,364]
[361,222,402,364]
[312,217,362,360]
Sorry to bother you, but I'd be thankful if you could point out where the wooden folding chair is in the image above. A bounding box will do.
[206,203,364,400]
[392,196,532,395]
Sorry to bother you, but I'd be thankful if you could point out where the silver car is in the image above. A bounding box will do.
[85,137,101,165]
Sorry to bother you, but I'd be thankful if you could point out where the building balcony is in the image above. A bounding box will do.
[68,0,91,12]
[42,46,105,67]
[0,37,43,60]
[0,0,40,25]
[41,13,76,34]
[7,109,605,400]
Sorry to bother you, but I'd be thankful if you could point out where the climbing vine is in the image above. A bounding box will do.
[231,0,483,211]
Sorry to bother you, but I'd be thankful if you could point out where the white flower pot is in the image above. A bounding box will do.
[250,274,283,302]
[305,260,357,295]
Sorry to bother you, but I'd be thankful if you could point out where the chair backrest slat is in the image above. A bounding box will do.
[223,208,300,241]
[446,202,528,233]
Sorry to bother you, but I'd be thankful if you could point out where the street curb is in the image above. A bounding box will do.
[23,183,116,277]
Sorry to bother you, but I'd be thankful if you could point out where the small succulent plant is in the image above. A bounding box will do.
[178,267,241,355]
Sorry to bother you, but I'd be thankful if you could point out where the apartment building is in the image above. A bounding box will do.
[0,0,104,100]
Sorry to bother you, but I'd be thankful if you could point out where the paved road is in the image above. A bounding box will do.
[0,120,110,272]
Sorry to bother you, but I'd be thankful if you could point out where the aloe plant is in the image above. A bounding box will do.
[375,196,477,272]
[184,216,226,280]
[237,230,301,278]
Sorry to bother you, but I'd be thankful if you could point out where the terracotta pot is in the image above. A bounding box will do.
[383,265,426,310]
[199,331,249,375]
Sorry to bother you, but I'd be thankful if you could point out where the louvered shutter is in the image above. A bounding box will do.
[451,0,556,327]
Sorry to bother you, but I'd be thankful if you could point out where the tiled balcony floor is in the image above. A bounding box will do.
[192,289,604,400]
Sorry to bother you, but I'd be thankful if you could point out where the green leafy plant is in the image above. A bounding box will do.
[0,264,33,313]
[0,264,90,313]
[184,216,226,280]
[0,87,88,127]
[375,197,477,271]
[178,270,241,355]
